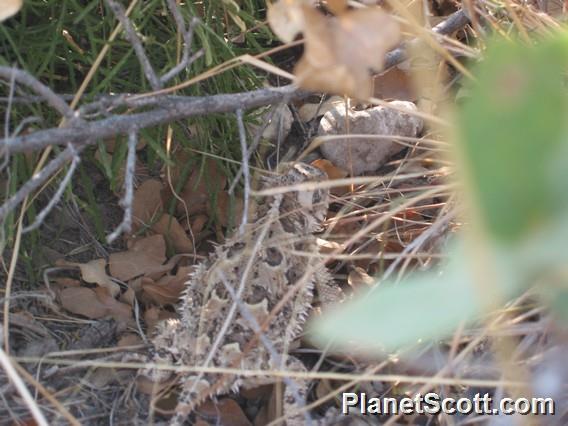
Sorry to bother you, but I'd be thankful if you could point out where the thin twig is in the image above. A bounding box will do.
[106,131,137,243]
[229,104,279,194]
[0,67,16,173]
[235,109,250,236]
[104,0,161,90]
[22,145,81,234]
[0,344,49,426]
[0,9,470,155]
[1,86,305,154]
[161,1,203,84]
[10,361,80,426]
[0,67,75,119]
[0,146,77,224]
[383,8,470,70]
[218,271,313,425]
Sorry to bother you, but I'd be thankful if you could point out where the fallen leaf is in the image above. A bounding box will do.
[191,214,208,234]
[59,286,132,326]
[165,160,226,219]
[94,287,133,326]
[294,5,400,100]
[373,65,416,101]
[214,191,244,228]
[267,0,308,43]
[57,258,120,297]
[347,266,375,290]
[316,237,345,260]
[0,0,22,22]
[141,266,193,306]
[120,287,136,306]
[109,235,166,281]
[151,214,194,254]
[132,179,164,231]
[199,398,252,426]
[143,306,177,334]
[311,158,350,196]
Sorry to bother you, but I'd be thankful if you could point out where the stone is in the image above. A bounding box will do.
[318,101,424,175]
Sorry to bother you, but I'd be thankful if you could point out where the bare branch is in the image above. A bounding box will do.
[383,9,470,70]
[229,105,280,194]
[0,67,75,119]
[1,85,306,154]
[235,109,250,236]
[161,1,203,84]
[106,131,137,243]
[0,146,80,224]
[22,145,81,234]
[104,0,161,90]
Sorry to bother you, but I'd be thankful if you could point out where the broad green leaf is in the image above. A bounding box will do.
[311,33,568,353]
[309,242,520,353]
[459,36,568,242]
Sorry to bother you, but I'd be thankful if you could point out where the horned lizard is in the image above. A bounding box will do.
[146,162,341,425]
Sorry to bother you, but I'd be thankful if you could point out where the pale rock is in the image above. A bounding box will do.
[318,101,423,175]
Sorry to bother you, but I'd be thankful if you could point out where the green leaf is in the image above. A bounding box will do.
[309,242,520,353]
[311,33,568,353]
[459,35,568,242]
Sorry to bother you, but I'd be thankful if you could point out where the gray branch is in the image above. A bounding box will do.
[0,146,81,223]
[104,0,161,90]
[1,86,307,154]
[0,67,74,119]
[106,131,137,243]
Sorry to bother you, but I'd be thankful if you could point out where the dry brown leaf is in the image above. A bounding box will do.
[151,214,193,254]
[294,5,400,100]
[0,0,22,22]
[57,258,120,297]
[347,266,375,290]
[143,306,177,334]
[120,287,136,306]
[166,158,227,218]
[267,0,308,43]
[138,253,188,281]
[59,287,132,326]
[141,266,193,306]
[132,179,164,231]
[59,287,105,318]
[373,65,416,101]
[214,191,244,228]
[94,287,133,326]
[109,235,166,281]
[199,398,252,426]
[316,237,345,260]
[191,214,208,235]
[311,158,350,196]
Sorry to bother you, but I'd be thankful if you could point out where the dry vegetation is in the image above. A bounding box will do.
[1,0,567,425]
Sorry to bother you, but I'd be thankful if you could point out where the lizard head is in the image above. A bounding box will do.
[274,162,330,233]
